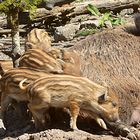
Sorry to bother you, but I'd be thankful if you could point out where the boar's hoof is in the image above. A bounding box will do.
[126,132,137,140]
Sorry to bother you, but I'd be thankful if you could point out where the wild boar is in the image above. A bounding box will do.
[69,28,140,125]
[17,49,64,74]
[19,75,119,130]
[25,28,51,50]
[62,49,81,76]
[0,60,13,76]
[18,48,81,76]
[0,67,51,121]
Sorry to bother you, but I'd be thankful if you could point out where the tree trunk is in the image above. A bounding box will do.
[8,8,22,67]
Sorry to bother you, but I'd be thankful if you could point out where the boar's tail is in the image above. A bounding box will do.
[19,78,28,90]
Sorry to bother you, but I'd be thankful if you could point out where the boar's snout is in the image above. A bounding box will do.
[98,95,120,123]
[108,112,120,122]
[130,106,140,126]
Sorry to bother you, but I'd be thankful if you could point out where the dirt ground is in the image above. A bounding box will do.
[0,106,126,140]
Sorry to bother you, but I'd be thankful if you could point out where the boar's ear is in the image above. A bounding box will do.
[98,91,108,103]
[57,59,65,65]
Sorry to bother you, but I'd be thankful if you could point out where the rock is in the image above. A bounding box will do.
[80,20,100,29]
[70,14,98,23]
[120,9,134,16]
[54,23,80,42]
[40,0,75,10]
[104,20,113,29]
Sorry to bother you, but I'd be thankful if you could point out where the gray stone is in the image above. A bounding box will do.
[120,8,134,16]
[104,20,113,28]
[80,20,100,29]
[40,0,75,10]
[54,23,80,42]
[70,14,98,23]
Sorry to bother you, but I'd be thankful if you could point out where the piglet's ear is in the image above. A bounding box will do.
[98,92,107,103]
[57,59,65,65]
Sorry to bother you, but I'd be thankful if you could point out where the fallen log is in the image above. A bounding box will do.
[0,38,25,45]
[69,0,140,16]
[31,0,139,23]
[0,29,26,34]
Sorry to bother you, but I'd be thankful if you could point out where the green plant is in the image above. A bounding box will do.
[76,28,96,36]
[109,15,125,26]
[87,4,100,17]
[87,4,125,28]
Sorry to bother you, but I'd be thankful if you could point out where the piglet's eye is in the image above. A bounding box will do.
[112,101,117,107]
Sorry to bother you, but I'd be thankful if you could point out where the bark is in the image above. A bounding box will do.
[68,0,139,16]
[8,8,22,67]
[0,29,26,34]
[0,38,25,44]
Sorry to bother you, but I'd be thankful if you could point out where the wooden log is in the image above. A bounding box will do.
[68,0,140,16]
[0,29,26,34]
[31,0,140,23]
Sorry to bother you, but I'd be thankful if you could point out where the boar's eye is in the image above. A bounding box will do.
[112,101,117,107]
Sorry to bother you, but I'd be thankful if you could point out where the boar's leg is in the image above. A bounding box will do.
[105,121,139,140]
[69,102,80,130]
[28,103,48,130]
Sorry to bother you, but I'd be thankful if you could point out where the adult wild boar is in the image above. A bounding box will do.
[69,28,140,126]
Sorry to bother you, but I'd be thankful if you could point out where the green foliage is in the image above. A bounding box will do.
[77,4,125,37]
[109,15,125,26]
[87,4,100,17]
[87,4,125,28]
[0,0,42,13]
[76,28,96,37]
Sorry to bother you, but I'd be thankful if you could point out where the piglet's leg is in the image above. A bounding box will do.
[28,103,46,130]
[69,102,80,130]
